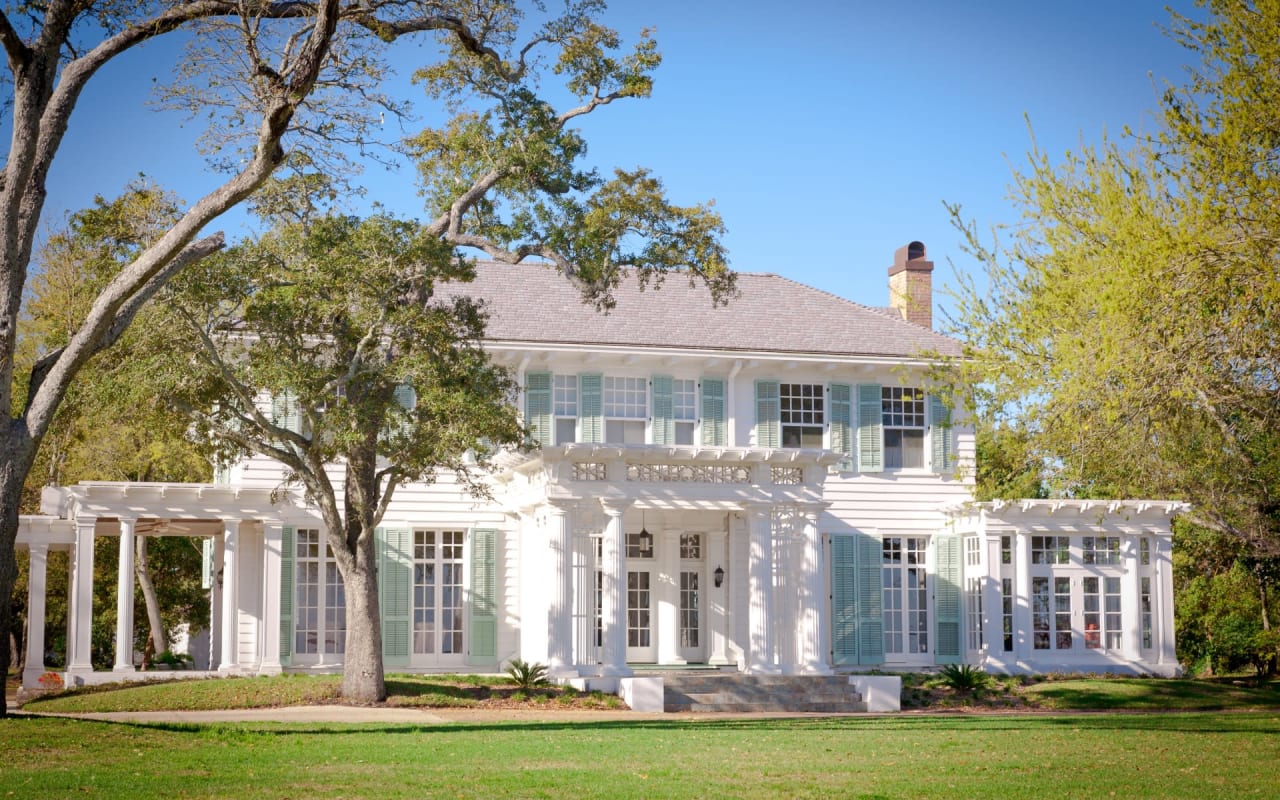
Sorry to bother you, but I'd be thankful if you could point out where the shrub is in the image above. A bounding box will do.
[936,664,991,693]
[504,658,551,690]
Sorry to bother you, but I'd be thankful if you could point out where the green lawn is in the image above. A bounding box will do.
[3,712,1279,798]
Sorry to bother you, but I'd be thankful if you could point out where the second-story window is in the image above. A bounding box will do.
[882,386,925,468]
[553,375,578,444]
[673,379,697,445]
[781,383,824,447]
[604,376,647,444]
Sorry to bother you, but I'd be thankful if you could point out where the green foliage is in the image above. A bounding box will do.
[945,2,1280,556]
[933,664,991,694]
[503,658,551,690]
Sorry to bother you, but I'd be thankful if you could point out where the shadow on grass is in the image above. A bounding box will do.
[21,709,1278,739]
[1028,678,1280,711]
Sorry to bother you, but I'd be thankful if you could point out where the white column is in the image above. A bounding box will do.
[707,526,732,665]
[23,543,49,687]
[67,518,96,676]
[1155,536,1178,668]
[113,517,138,672]
[1013,531,1031,663]
[1120,534,1142,661]
[657,526,685,665]
[746,504,778,673]
[798,507,830,674]
[981,534,1004,666]
[209,534,224,670]
[219,519,240,672]
[546,502,578,677]
[598,499,633,677]
[258,521,283,675]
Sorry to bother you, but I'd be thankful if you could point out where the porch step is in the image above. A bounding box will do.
[662,674,867,714]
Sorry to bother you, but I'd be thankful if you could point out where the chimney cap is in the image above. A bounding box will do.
[889,240,933,275]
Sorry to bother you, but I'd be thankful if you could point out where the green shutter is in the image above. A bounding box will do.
[756,380,780,448]
[579,374,603,443]
[831,535,859,666]
[271,391,301,434]
[652,375,674,445]
[469,528,498,664]
[929,394,955,474]
[378,526,413,667]
[934,534,962,664]
[393,383,416,410]
[856,532,884,664]
[525,372,553,448]
[857,384,883,473]
[830,383,853,471]
[279,526,295,666]
[701,378,726,446]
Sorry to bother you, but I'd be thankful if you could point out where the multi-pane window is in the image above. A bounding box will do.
[966,576,984,651]
[627,571,651,647]
[1082,536,1121,565]
[1000,535,1012,565]
[1140,537,1151,566]
[780,383,824,447]
[1031,535,1070,565]
[679,571,700,648]
[1141,577,1153,649]
[1032,576,1072,650]
[553,375,578,444]
[413,530,465,656]
[1001,577,1014,652]
[295,528,345,656]
[881,386,925,468]
[883,537,928,655]
[673,379,697,445]
[604,376,646,444]
[965,536,981,567]
[626,531,654,559]
[1083,576,1122,650]
[679,533,702,559]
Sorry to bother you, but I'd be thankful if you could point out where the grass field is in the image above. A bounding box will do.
[4,711,1279,799]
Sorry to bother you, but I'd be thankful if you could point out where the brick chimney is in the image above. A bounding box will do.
[888,241,933,328]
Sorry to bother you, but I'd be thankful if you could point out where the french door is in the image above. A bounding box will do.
[626,570,655,662]
[882,536,930,663]
[411,529,466,666]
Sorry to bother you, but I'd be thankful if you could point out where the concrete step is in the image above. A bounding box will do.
[662,674,867,713]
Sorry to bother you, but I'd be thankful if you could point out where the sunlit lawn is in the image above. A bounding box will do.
[3,712,1279,799]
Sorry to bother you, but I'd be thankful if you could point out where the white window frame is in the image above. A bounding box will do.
[780,382,824,448]
[553,375,578,445]
[294,528,345,662]
[603,376,647,444]
[672,378,697,445]
[881,386,925,469]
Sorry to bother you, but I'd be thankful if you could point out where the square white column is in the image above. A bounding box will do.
[67,518,97,676]
[706,527,732,665]
[258,521,284,675]
[656,525,685,666]
[113,517,138,672]
[1013,531,1031,663]
[23,543,49,687]
[745,504,778,673]
[1120,534,1142,660]
[598,499,633,677]
[219,519,241,672]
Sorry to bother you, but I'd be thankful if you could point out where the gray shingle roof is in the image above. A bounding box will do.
[453,262,964,359]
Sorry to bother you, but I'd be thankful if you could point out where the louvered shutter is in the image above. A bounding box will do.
[651,375,674,445]
[272,391,301,434]
[278,526,295,665]
[756,380,780,448]
[856,531,884,664]
[469,528,498,664]
[857,384,883,473]
[700,378,726,446]
[524,372,552,448]
[831,535,859,666]
[579,374,603,444]
[933,534,962,664]
[378,526,413,667]
[830,383,853,471]
[929,394,955,474]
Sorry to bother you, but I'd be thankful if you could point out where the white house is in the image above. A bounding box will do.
[14,242,1184,696]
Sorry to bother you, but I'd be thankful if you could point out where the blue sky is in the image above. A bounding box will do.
[40,1,1194,329]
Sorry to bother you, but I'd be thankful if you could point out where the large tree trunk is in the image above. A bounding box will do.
[134,536,166,656]
[340,544,384,704]
[0,433,36,718]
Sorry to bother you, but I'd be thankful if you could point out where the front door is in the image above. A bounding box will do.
[882,536,930,664]
[626,569,655,662]
[411,529,467,666]
[677,532,705,662]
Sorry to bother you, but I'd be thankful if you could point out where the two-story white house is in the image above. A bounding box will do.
[15,242,1183,693]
